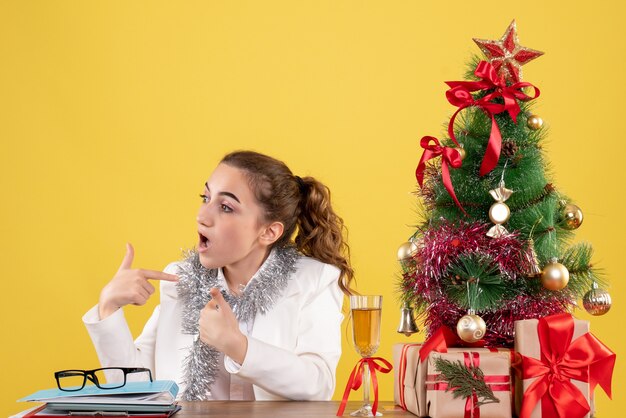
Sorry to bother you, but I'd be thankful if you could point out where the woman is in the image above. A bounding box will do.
[83,150,353,401]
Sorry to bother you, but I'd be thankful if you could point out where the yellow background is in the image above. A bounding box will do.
[1,1,624,416]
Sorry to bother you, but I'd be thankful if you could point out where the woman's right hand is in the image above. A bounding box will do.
[98,243,179,319]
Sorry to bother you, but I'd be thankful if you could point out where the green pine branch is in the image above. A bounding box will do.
[443,253,521,311]
[463,55,483,80]
[561,242,606,297]
[433,357,500,407]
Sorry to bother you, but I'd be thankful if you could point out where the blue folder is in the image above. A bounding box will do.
[19,380,179,405]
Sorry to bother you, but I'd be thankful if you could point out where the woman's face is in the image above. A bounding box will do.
[196,163,270,273]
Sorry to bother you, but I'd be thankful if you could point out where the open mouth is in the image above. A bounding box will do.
[198,232,210,250]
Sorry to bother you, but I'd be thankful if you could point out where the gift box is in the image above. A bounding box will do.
[426,350,512,418]
[514,313,615,418]
[393,343,425,416]
[393,338,515,418]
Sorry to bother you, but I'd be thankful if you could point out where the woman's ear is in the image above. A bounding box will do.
[259,221,284,246]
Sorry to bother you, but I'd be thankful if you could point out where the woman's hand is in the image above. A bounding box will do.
[199,287,248,364]
[98,243,179,319]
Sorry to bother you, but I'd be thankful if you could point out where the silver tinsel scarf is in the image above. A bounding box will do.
[175,246,299,400]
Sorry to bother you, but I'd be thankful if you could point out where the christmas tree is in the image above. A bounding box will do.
[399,20,612,347]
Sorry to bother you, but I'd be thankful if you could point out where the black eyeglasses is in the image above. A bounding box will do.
[55,367,153,391]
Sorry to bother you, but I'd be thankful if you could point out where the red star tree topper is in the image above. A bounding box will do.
[473,20,544,83]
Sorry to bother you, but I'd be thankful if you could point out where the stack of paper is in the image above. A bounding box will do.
[17,381,180,417]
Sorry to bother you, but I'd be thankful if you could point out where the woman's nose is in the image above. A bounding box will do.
[197,204,213,226]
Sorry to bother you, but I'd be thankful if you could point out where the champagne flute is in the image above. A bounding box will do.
[350,295,383,417]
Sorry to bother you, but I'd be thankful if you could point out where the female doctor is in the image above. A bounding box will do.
[83,150,353,401]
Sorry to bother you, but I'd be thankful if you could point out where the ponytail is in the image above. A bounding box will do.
[221,151,354,295]
[295,176,354,295]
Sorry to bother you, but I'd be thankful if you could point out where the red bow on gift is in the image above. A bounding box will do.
[445,60,540,176]
[419,326,460,362]
[415,136,465,214]
[336,357,393,416]
[519,313,616,418]
[418,326,493,362]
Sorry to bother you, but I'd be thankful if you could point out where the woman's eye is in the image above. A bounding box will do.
[199,194,209,203]
[221,204,233,213]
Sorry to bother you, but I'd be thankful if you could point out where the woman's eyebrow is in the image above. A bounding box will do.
[219,191,240,203]
[205,182,241,203]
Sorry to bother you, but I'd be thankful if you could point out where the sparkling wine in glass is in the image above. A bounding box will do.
[350,295,382,417]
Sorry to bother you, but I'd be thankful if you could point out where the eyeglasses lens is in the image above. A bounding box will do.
[93,369,124,388]
[57,371,86,391]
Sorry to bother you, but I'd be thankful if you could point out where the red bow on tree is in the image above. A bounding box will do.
[445,61,540,176]
[519,313,616,418]
[415,136,465,214]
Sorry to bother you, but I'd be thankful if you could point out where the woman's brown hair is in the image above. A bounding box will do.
[221,150,354,295]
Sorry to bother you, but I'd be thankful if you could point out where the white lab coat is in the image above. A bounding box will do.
[83,256,344,400]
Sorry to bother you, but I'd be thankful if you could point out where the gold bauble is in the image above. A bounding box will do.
[456,313,486,343]
[488,202,511,224]
[541,259,570,291]
[397,241,418,262]
[583,286,612,316]
[560,203,584,230]
[527,115,543,130]
[456,146,466,161]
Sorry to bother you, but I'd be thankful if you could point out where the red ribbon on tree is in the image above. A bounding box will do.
[445,60,540,176]
[415,136,465,214]
[336,357,393,416]
[519,313,616,418]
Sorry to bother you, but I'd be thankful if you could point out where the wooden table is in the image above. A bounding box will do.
[176,401,414,417]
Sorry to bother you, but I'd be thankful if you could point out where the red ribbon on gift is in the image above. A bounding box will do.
[463,352,481,418]
[445,60,540,176]
[336,357,393,416]
[519,313,616,418]
[398,344,421,410]
[415,136,465,214]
